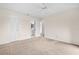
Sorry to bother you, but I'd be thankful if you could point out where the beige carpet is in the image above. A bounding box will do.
[0,37,79,55]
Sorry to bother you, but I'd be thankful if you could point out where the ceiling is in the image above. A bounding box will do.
[0,3,79,18]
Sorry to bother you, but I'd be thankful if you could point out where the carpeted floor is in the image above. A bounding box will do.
[0,37,79,55]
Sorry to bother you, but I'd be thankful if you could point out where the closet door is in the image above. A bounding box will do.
[7,16,19,41]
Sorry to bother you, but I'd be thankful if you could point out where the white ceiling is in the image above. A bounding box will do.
[0,3,79,18]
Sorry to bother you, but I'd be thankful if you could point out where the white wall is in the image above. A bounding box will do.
[70,8,79,44]
[0,8,32,44]
[43,8,79,45]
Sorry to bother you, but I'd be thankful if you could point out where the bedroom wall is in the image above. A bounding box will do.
[0,8,32,44]
[43,8,79,45]
[70,8,79,45]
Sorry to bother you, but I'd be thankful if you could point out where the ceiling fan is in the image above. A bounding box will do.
[41,3,48,10]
